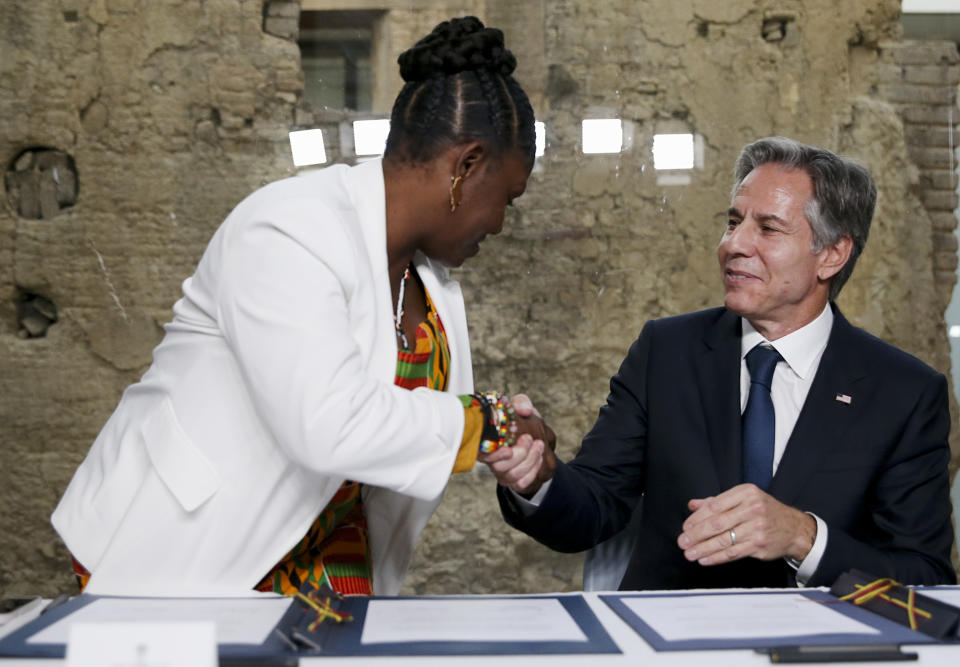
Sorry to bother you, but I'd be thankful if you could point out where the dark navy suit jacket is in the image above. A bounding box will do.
[500,306,956,589]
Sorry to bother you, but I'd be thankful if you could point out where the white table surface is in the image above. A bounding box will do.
[1,590,957,666]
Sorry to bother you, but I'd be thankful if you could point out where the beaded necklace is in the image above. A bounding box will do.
[394,264,411,349]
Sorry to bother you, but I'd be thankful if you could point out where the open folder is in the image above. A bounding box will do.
[0,591,620,659]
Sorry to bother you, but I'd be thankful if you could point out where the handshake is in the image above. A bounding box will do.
[479,394,557,498]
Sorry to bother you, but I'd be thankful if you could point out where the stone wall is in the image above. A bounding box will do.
[876,40,960,481]
[1,0,956,598]
[877,41,960,315]
[0,0,303,596]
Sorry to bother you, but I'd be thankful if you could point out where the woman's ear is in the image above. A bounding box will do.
[453,141,486,180]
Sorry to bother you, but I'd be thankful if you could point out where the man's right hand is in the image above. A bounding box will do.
[479,394,557,497]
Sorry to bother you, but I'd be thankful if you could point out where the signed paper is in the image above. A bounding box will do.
[360,598,587,644]
[28,597,292,646]
[622,593,880,641]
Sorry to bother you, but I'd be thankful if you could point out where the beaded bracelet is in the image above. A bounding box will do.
[476,391,519,453]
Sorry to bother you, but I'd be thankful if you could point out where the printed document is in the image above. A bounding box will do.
[623,593,880,641]
[360,598,587,644]
[27,597,292,645]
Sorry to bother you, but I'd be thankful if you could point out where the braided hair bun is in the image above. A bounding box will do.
[398,16,517,82]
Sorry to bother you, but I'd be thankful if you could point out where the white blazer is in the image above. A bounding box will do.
[52,159,473,596]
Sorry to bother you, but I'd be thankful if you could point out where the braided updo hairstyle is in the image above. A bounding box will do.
[383,16,535,167]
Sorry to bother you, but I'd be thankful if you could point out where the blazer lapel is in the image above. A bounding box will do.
[696,309,744,493]
[768,307,871,505]
[344,158,397,384]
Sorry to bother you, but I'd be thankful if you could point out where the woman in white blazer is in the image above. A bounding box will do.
[51,16,551,597]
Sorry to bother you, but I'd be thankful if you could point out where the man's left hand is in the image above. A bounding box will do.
[677,484,816,565]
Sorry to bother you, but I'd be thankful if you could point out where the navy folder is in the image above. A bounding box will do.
[601,589,940,651]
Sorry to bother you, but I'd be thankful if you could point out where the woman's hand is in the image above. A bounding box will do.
[511,393,556,451]
[479,394,557,497]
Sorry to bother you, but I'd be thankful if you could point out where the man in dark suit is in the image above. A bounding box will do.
[483,137,956,589]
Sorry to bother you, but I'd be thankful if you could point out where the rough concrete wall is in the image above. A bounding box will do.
[0,0,302,596]
[1,0,956,598]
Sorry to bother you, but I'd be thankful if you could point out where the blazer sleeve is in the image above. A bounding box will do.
[807,371,956,586]
[214,196,465,501]
[498,323,651,552]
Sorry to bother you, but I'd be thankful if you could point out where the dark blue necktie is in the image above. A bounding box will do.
[741,344,782,490]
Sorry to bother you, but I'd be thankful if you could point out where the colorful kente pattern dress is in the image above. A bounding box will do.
[251,288,484,596]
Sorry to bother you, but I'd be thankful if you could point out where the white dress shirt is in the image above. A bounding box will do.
[740,303,833,585]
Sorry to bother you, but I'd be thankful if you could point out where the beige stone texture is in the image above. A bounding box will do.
[0,0,301,596]
[1,0,957,598]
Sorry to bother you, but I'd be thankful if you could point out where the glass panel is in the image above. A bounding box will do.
[299,11,375,111]
[581,119,623,154]
[352,119,390,156]
[288,129,327,166]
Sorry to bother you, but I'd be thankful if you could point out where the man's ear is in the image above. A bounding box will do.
[817,235,853,282]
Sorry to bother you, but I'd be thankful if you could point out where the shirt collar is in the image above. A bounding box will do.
[740,304,834,380]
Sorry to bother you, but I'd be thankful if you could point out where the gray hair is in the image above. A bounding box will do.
[731,137,876,301]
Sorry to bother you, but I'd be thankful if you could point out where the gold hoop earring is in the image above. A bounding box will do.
[449,175,464,212]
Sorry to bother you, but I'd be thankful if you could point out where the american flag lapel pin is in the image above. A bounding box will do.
[835,393,852,405]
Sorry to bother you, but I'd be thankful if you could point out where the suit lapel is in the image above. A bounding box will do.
[768,308,871,505]
[696,310,744,493]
